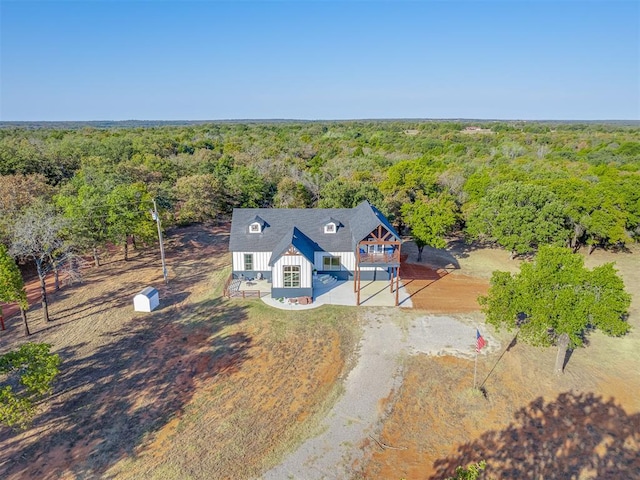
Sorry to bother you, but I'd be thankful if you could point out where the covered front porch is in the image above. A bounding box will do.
[355,224,402,306]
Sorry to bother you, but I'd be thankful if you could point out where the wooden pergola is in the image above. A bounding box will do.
[354,225,402,306]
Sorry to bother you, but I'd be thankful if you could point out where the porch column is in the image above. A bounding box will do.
[356,264,361,306]
[354,263,358,292]
[389,267,394,293]
[395,266,400,306]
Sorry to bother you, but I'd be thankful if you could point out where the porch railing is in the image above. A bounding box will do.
[228,289,261,298]
[357,252,400,264]
[222,273,235,298]
[223,274,261,298]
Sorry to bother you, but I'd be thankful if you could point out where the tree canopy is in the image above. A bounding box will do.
[445,460,487,480]
[467,182,571,256]
[401,194,458,260]
[0,120,638,265]
[0,244,30,335]
[0,343,60,429]
[479,246,631,348]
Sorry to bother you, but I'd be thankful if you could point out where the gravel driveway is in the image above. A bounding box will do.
[262,309,499,479]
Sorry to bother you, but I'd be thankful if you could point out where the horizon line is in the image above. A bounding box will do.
[1,117,639,124]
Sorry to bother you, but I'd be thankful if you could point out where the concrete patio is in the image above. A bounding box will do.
[233,278,413,310]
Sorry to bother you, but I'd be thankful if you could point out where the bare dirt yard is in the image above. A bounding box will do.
[1,228,638,480]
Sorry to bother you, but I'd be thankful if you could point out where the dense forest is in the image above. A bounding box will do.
[1,120,639,269]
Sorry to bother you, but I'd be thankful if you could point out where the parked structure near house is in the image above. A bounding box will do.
[133,286,159,312]
[228,201,402,305]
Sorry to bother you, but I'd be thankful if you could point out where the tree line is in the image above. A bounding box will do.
[0,120,638,334]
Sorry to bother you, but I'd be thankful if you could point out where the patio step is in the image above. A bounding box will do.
[314,274,337,289]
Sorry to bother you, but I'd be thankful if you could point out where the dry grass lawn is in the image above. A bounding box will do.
[0,224,360,479]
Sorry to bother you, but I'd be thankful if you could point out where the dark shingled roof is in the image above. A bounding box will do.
[229,201,400,254]
[250,215,267,227]
[325,217,343,227]
[268,227,316,266]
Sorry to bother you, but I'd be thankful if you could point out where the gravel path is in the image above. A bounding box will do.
[262,309,499,479]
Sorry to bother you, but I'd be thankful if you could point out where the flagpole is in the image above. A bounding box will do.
[473,328,485,390]
[473,349,478,390]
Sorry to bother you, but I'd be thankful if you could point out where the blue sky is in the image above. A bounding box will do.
[1,1,638,121]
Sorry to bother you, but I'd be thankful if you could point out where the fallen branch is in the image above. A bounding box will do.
[369,434,407,451]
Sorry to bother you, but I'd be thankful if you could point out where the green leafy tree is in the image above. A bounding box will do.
[466,182,570,257]
[446,460,487,480]
[463,170,492,204]
[580,179,632,251]
[0,343,60,429]
[57,183,110,267]
[379,159,440,227]
[618,176,640,239]
[273,177,312,208]
[174,173,226,224]
[552,178,632,251]
[318,178,384,209]
[106,183,156,260]
[479,246,631,348]
[0,244,30,335]
[380,159,438,203]
[401,194,458,261]
[225,166,269,209]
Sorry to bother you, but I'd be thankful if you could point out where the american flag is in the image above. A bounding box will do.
[476,329,486,352]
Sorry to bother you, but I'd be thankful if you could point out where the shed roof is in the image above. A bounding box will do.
[136,287,158,297]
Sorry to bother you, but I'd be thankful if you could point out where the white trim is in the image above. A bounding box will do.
[324,222,336,234]
[283,265,301,288]
[243,253,253,271]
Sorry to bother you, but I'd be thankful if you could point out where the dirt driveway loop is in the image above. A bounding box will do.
[262,309,498,479]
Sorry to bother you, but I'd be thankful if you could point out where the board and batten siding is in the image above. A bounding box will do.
[272,255,313,288]
[314,251,355,271]
[313,251,378,271]
[232,251,271,271]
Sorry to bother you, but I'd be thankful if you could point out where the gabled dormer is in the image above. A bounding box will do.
[249,215,266,234]
[324,217,342,234]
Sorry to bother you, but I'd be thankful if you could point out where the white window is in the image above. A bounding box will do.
[249,222,261,233]
[244,254,253,271]
[368,244,384,254]
[322,256,341,271]
[283,265,301,288]
[324,223,336,234]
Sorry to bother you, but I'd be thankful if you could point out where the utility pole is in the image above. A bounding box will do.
[152,199,168,285]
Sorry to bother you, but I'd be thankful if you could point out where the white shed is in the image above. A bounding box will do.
[133,287,160,312]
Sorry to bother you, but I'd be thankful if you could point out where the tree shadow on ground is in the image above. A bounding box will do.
[430,392,640,480]
[1,223,229,342]
[445,237,485,261]
[0,297,251,479]
[16,277,159,338]
[402,240,461,270]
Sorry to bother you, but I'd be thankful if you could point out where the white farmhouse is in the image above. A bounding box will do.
[228,201,402,305]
